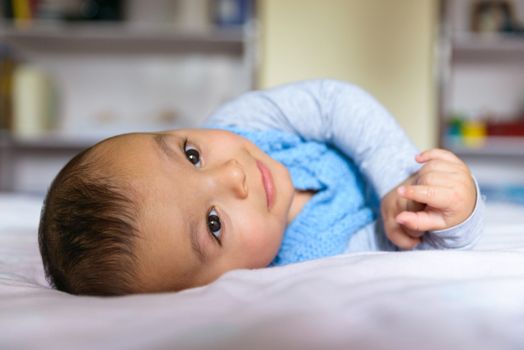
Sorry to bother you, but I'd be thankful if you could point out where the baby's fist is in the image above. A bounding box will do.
[396,148,476,232]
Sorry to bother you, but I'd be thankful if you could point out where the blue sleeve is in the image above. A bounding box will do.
[204,79,484,250]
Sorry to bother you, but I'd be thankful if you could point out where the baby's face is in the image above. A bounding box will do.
[96,129,295,292]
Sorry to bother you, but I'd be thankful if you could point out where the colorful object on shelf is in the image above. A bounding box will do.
[446,116,464,148]
[12,0,31,21]
[213,0,251,27]
[462,119,487,148]
[0,44,15,131]
[62,0,124,22]
[2,0,34,28]
[486,119,524,137]
[470,0,524,36]
[447,116,463,136]
[446,114,487,148]
[2,0,124,22]
[446,112,524,149]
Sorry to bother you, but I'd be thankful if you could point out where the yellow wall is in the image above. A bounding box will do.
[257,0,438,150]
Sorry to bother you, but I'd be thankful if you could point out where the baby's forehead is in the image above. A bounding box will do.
[82,134,150,175]
[89,133,149,161]
[97,133,147,151]
[90,132,189,196]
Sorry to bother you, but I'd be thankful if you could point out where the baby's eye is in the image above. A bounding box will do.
[184,140,201,168]
[207,208,222,243]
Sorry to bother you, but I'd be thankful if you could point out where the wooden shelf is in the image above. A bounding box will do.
[0,21,247,54]
[444,136,524,157]
[0,131,102,152]
[451,33,524,61]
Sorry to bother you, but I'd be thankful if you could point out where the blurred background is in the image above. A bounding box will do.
[0,0,523,206]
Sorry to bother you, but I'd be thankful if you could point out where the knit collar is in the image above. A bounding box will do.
[216,126,375,266]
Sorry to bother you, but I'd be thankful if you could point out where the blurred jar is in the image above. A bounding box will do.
[13,65,56,138]
[0,45,15,131]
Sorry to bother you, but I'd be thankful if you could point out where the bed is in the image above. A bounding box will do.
[1,193,524,350]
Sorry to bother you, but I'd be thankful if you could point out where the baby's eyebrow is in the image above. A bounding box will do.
[153,133,176,159]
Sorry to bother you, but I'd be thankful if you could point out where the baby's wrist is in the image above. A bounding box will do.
[434,176,482,234]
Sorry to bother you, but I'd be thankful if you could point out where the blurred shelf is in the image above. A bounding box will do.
[0,131,10,148]
[444,136,524,157]
[451,33,524,61]
[0,131,102,152]
[0,21,248,54]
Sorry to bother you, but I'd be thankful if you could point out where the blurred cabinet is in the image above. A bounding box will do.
[439,0,524,153]
[438,0,524,190]
[0,0,257,193]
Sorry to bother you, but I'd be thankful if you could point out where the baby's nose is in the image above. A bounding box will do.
[217,159,248,199]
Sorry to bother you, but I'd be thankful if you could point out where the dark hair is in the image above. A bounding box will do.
[38,145,141,296]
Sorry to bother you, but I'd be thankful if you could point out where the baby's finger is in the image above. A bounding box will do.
[417,160,467,177]
[403,227,426,238]
[416,148,463,165]
[396,210,447,231]
[398,185,453,209]
[415,170,465,188]
[386,222,421,250]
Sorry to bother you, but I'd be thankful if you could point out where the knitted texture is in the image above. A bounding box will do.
[222,127,375,266]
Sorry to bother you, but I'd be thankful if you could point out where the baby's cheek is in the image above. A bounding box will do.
[242,220,283,266]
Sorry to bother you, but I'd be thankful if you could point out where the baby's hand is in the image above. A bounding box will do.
[381,148,477,249]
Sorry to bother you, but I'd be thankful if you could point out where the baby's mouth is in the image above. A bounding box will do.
[256,159,275,210]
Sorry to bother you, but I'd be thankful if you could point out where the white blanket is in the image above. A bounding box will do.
[1,194,524,350]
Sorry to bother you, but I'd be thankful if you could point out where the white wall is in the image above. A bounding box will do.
[257,0,439,150]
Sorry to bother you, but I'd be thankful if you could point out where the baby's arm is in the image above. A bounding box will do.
[205,79,419,198]
[205,79,484,250]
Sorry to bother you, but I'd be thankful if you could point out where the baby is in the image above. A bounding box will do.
[38,80,483,296]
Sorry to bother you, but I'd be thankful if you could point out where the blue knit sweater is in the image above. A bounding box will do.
[224,127,375,266]
[206,80,484,255]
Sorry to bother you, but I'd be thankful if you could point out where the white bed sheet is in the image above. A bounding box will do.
[1,194,524,350]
